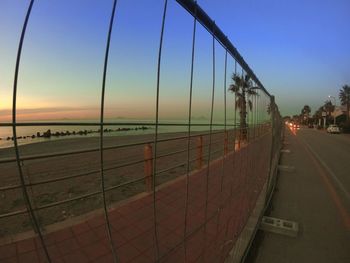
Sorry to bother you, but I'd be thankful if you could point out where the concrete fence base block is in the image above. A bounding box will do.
[278,165,295,172]
[260,216,299,237]
[280,149,291,153]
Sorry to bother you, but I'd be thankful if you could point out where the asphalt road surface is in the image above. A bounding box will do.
[297,127,350,209]
[254,126,350,263]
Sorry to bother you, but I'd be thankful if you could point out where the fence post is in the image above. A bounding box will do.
[144,144,153,192]
[265,95,276,204]
[235,133,240,151]
[224,131,228,156]
[196,135,203,169]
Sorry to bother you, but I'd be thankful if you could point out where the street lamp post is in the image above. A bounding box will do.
[328,95,336,125]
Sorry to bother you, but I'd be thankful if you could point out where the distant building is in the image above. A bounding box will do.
[332,105,350,118]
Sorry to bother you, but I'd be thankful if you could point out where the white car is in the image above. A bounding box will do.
[327,125,340,134]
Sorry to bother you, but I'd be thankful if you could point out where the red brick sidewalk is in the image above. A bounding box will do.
[0,136,270,263]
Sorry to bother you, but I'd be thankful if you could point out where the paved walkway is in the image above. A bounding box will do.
[0,136,270,263]
[254,127,350,263]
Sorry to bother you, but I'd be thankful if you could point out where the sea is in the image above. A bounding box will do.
[0,118,229,149]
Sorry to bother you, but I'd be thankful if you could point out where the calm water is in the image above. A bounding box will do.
[0,119,228,148]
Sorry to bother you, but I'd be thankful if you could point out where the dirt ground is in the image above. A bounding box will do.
[0,129,246,237]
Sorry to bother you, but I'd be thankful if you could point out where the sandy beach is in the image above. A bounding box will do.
[0,129,244,237]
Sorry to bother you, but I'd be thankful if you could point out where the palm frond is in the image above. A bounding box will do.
[248,100,253,111]
[228,84,240,93]
[247,88,258,96]
[339,85,350,105]
[235,96,244,110]
[251,86,260,93]
[232,74,242,86]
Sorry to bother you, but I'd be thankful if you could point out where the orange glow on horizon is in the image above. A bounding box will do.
[0,108,98,122]
[0,106,158,122]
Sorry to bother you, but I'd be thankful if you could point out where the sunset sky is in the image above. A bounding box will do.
[1,0,349,121]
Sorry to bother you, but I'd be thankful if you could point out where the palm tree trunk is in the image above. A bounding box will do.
[240,111,247,140]
[240,90,247,141]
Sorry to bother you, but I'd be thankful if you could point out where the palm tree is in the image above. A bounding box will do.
[228,73,258,141]
[301,105,311,124]
[339,84,350,121]
[323,100,336,125]
[313,106,324,126]
[323,100,334,123]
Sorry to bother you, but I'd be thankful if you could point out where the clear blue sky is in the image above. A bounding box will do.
[1,0,349,120]
[199,0,350,115]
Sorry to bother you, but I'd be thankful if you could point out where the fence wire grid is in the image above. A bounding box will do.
[0,0,283,263]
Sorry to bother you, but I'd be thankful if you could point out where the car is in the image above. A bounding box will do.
[327,125,340,134]
[293,123,300,130]
[308,123,314,128]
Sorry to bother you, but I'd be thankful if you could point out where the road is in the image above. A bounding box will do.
[298,127,350,204]
[253,126,350,263]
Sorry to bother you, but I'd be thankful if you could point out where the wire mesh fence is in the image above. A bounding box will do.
[0,0,282,262]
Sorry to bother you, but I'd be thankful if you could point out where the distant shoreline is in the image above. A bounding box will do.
[0,121,232,149]
[0,126,152,149]
[0,126,150,141]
